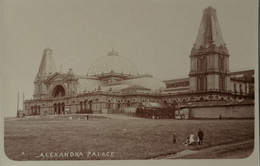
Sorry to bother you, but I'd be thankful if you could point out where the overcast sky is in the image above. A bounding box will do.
[1,0,258,117]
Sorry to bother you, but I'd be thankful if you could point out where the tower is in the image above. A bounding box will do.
[34,48,57,98]
[189,7,230,92]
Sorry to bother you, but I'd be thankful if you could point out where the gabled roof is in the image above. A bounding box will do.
[45,72,77,84]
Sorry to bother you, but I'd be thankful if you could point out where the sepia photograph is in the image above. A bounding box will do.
[1,0,258,165]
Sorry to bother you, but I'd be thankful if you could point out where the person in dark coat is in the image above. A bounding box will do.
[172,131,177,144]
[198,129,204,145]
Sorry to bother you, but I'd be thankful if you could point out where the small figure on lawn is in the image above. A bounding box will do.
[198,129,204,145]
[173,131,177,144]
[189,132,195,145]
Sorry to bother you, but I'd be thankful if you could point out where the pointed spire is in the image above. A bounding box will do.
[36,48,57,80]
[194,6,225,49]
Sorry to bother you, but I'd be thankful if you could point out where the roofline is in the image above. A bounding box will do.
[163,77,189,82]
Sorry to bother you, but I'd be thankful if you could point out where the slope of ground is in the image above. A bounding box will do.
[4,114,254,160]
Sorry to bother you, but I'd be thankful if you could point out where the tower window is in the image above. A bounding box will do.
[198,57,207,72]
[219,76,225,91]
[198,76,207,91]
[200,77,204,91]
[219,57,225,71]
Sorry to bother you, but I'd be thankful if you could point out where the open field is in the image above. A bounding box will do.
[4,114,254,160]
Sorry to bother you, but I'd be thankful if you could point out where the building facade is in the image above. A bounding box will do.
[24,7,254,116]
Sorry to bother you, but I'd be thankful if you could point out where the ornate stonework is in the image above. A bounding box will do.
[24,7,254,116]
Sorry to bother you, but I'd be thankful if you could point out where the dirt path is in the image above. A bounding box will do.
[155,140,254,159]
[92,114,142,120]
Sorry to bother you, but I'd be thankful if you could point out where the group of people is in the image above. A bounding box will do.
[172,129,204,146]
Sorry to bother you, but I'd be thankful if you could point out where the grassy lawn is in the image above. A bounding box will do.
[4,114,254,160]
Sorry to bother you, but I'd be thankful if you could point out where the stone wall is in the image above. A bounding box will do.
[189,104,254,119]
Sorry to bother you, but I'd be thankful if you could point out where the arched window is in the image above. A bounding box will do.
[84,100,88,110]
[107,100,111,109]
[54,103,57,114]
[219,57,225,71]
[34,105,37,115]
[163,100,168,107]
[57,103,61,114]
[89,100,93,111]
[198,57,207,71]
[38,106,41,114]
[234,83,237,93]
[117,101,121,109]
[172,100,178,109]
[219,76,226,91]
[80,101,83,111]
[62,103,65,114]
[239,84,242,94]
[127,101,131,107]
[31,106,33,115]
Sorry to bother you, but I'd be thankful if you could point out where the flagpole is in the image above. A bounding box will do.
[23,93,25,111]
[17,92,19,111]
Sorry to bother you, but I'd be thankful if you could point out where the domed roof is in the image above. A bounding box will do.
[87,49,138,76]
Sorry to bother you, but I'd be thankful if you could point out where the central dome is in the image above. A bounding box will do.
[87,49,138,76]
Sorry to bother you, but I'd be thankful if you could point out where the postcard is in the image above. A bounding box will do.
[1,0,258,166]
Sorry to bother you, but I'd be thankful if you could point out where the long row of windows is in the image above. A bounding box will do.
[166,81,189,88]
[233,83,253,94]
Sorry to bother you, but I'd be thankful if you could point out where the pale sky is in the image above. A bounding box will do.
[1,0,258,117]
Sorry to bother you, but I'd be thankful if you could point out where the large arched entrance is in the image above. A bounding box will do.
[52,85,66,97]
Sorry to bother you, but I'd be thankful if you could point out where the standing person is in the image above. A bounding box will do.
[173,131,177,144]
[198,129,204,145]
[86,115,89,120]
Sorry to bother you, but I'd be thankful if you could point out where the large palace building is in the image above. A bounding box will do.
[24,7,254,118]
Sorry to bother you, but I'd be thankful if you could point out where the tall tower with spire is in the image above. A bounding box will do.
[33,48,57,98]
[189,6,230,92]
